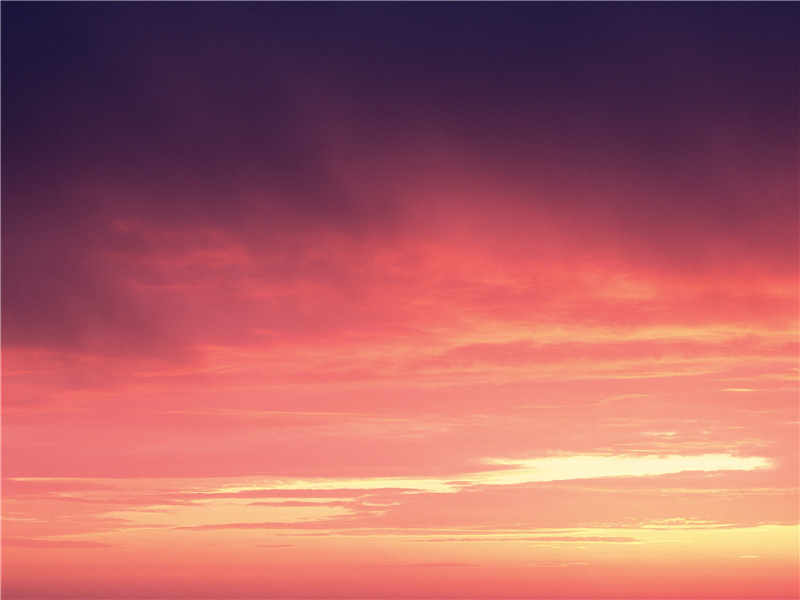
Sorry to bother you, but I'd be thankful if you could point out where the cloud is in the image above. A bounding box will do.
[3,538,114,549]
[194,452,771,500]
[175,517,362,532]
[405,562,479,568]
[476,453,772,485]
[413,536,642,544]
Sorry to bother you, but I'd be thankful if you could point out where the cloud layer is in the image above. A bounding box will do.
[3,3,798,599]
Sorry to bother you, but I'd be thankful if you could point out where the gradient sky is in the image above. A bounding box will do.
[2,3,798,599]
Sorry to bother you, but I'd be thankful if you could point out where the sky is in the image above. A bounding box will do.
[2,3,798,599]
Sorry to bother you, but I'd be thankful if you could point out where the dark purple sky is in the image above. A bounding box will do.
[3,3,798,356]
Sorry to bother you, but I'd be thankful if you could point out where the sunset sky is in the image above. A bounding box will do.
[2,3,798,599]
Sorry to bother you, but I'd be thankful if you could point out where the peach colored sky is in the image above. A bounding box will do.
[3,3,798,599]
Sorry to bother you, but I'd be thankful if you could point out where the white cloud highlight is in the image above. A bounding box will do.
[219,453,771,496]
[478,453,771,485]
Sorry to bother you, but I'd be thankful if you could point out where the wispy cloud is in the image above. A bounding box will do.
[3,538,114,549]
[475,453,771,485]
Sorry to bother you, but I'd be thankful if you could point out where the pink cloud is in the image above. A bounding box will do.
[2,539,114,549]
